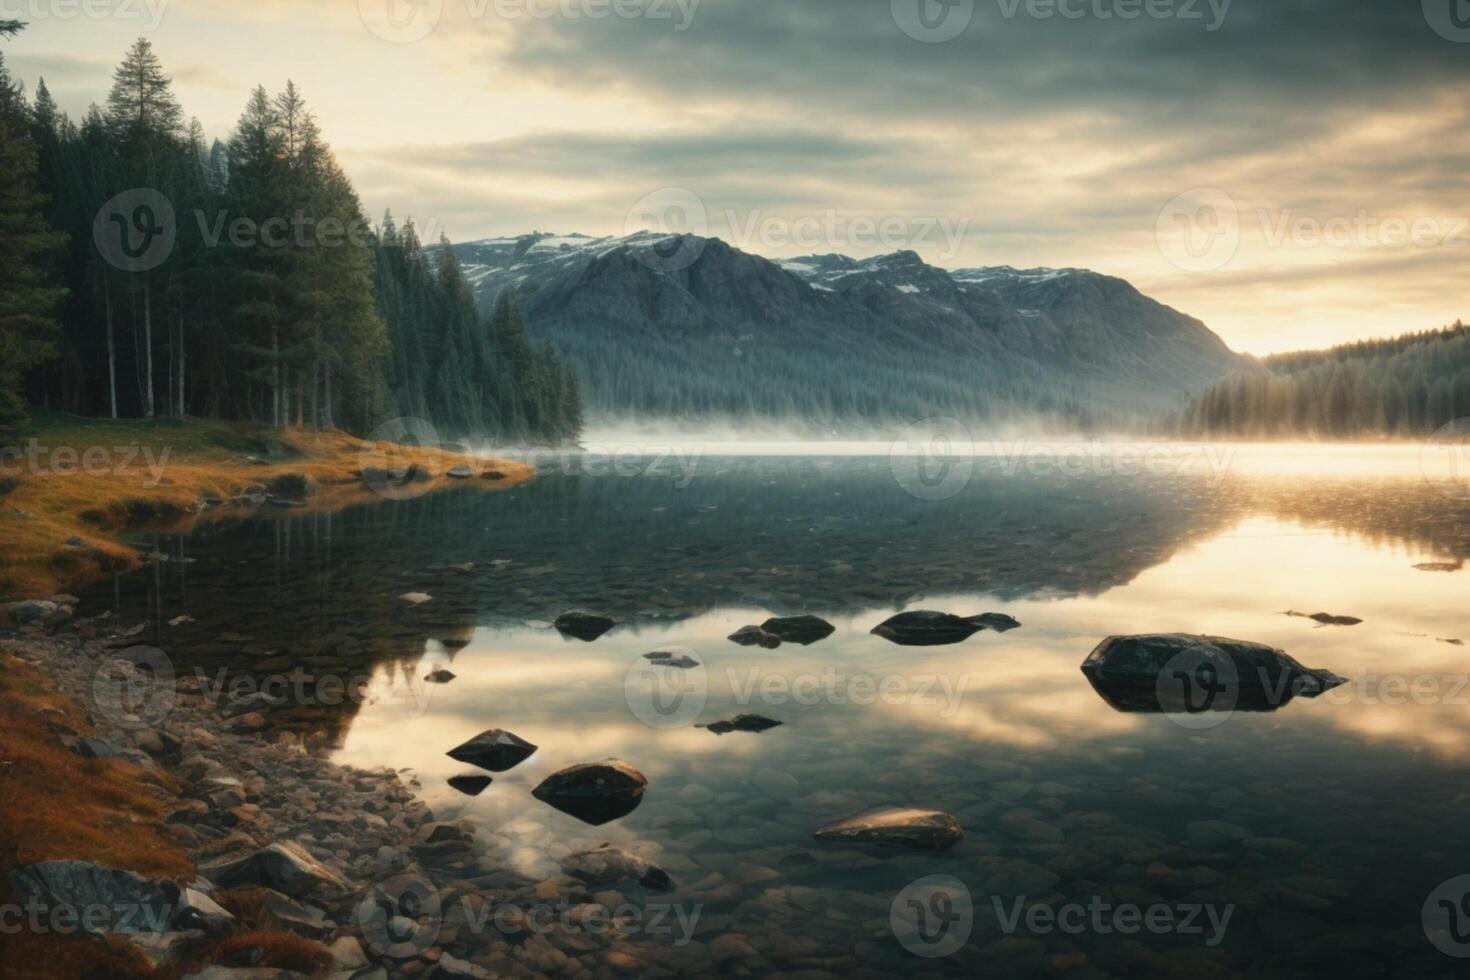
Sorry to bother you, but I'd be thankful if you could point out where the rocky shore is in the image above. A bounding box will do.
[0,602,711,980]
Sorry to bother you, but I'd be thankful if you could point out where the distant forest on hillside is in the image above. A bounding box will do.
[0,30,582,444]
[1174,321,1470,438]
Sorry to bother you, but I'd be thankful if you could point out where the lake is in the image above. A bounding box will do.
[79,446,1470,978]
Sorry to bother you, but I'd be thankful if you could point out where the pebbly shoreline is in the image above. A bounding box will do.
[1,601,713,980]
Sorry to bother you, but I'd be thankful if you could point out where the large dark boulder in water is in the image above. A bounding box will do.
[814,806,965,851]
[532,759,648,826]
[561,845,673,891]
[446,729,538,772]
[871,611,983,647]
[760,615,835,645]
[554,610,618,641]
[1081,633,1347,714]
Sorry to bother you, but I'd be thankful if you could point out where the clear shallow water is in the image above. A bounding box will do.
[81,454,1470,978]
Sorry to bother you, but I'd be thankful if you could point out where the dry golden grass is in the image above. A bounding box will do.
[0,653,192,878]
[0,655,337,979]
[0,413,531,599]
[0,653,195,979]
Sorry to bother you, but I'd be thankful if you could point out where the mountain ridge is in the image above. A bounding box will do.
[447,231,1251,427]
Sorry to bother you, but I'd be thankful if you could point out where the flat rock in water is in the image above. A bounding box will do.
[1288,611,1363,626]
[532,759,647,826]
[644,646,699,668]
[446,729,538,772]
[448,774,493,796]
[728,625,782,648]
[446,465,475,479]
[1413,561,1462,572]
[554,610,618,641]
[197,841,348,897]
[561,845,674,891]
[399,592,432,606]
[814,806,965,851]
[871,611,983,646]
[972,612,1022,632]
[760,615,835,645]
[700,714,783,735]
[425,669,457,683]
[1081,633,1347,714]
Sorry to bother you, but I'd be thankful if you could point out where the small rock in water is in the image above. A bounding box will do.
[971,612,1022,632]
[871,610,983,647]
[699,714,783,736]
[168,614,194,627]
[399,592,432,606]
[728,625,782,648]
[448,774,493,796]
[1286,610,1363,626]
[554,610,618,641]
[532,759,647,826]
[1413,561,1462,572]
[425,669,457,683]
[760,615,835,645]
[446,465,475,479]
[561,845,674,891]
[446,729,538,772]
[643,646,699,668]
[814,805,965,850]
[1439,638,1465,646]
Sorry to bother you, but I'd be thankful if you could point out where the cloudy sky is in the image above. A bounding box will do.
[7,0,1469,354]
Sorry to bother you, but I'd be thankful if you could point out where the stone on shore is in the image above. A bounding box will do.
[197,841,349,897]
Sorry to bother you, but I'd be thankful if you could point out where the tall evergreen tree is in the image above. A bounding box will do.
[0,37,64,431]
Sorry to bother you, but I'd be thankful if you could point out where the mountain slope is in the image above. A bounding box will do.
[450,232,1249,427]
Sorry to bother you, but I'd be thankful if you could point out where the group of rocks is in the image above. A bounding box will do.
[0,607,728,980]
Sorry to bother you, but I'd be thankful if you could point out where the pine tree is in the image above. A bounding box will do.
[0,43,64,431]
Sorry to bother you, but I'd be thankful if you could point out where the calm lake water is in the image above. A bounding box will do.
[80,448,1470,978]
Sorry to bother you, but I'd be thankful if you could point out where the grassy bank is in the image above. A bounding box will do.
[0,411,532,600]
